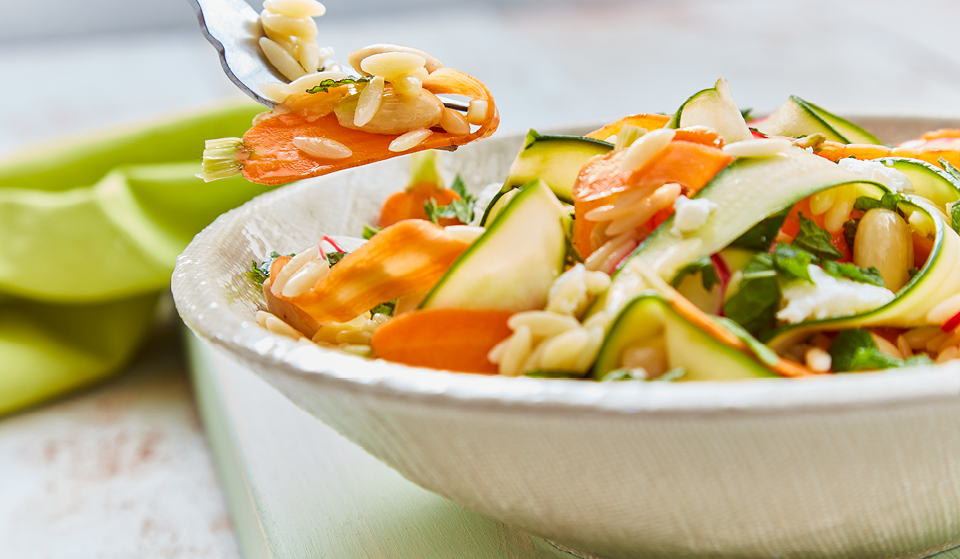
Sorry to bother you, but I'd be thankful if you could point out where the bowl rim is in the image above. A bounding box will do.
[173,115,960,418]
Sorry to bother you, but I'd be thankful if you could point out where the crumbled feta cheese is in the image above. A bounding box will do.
[838,158,913,193]
[468,182,504,226]
[777,265,895,324]
[670,195,718,236]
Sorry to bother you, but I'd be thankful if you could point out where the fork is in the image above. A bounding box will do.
[189,0,281,107]
[189,0,469,113]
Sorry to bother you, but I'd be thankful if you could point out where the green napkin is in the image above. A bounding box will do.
[0,100,272,414]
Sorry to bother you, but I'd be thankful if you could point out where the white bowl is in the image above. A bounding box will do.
[173,117,960,559]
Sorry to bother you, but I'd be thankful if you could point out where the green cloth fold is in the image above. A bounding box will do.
[0,100,273,414]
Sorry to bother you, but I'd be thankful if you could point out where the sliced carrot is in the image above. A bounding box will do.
[240,69,499,185]
[276,219,469,323]
[371,308,513,374]
[572,141,733,256]
[672,126,724,149]
[585,113,670,141]
[377,182,461,227]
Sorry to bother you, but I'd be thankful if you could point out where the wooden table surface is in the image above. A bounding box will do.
[4,0,960,556]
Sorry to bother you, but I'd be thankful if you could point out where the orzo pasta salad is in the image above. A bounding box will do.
[249,78,960,381]
[199,0,498,185]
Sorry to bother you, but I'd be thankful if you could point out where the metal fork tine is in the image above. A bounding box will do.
[190,0,280,107]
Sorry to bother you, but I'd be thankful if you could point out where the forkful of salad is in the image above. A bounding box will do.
[190,0,499,185]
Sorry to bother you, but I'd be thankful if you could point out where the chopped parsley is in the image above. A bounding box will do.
[672,257,721,291]
[828,329,932,372]
[305,75,372,94]
[424,174,477,224]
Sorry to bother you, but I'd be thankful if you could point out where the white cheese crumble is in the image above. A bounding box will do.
[670,195,718,236]
[838,158,913,193]
[777,265,895,324]
[468,182,504,226]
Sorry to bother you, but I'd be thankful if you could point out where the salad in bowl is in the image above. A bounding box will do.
[243,78,960,382]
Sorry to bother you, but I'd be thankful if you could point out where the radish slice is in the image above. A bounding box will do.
[711,253,731,315]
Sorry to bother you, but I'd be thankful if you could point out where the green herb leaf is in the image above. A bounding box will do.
[909,266,919,278]
[363,224,382,240]
[714,316,781,367]
[821,260,885,287]
[524,369,583,379]
[305,75,372,94]
[672,257,720,291]
[370,300,397,317]
[843,218,860,250]
[740,108,753,121]
[326,251,347,267]
[940,157,960,182]
[723,253,781,338]
[949,201,960,235]
[247,251,293,285]
[772,243,814,283]
[653,367,686,382]
[599,369,646,382]
[853,192,903,214]
[562,213,583,265]
[730,207,790,251]
[793,213,843,261]
[424,174,477,224]
[829,329,932,372]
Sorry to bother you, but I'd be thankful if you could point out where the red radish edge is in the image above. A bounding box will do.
[942,309,960,332]
[711,253,731,316]
[321,235,345,253]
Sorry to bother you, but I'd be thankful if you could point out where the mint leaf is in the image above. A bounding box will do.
[672,257,720,291]
[854,192,903,214]
[362,224,381,240]
[305,75,372,94]
[821,260,885,287]
[730,207,790,251]
[772,243,814,283]
[723,253,781,338]
[843,218,860,250]
[424,174,477,224]
[793,213,842,261]
[829,329,933,372]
